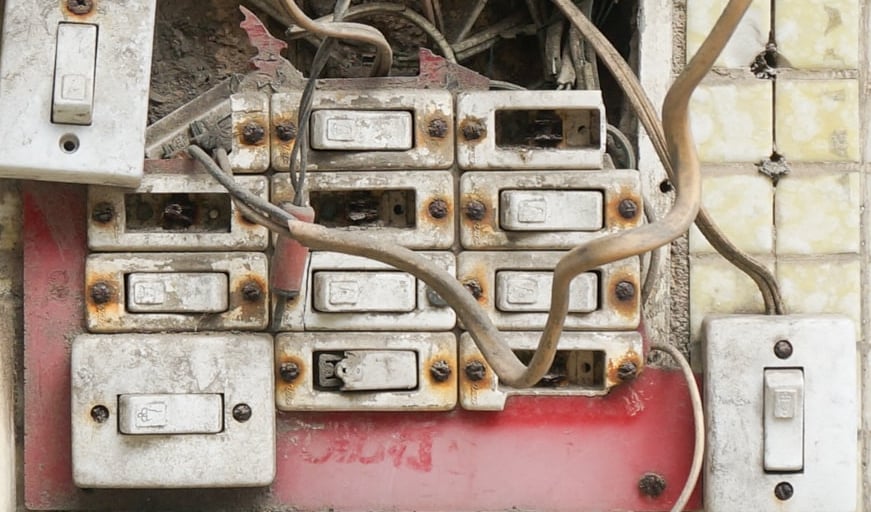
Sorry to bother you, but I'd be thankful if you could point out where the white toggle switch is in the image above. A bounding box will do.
[312,271,416,313]
[53,23,97,125]
[334,350,418,391]
[500,190,603,231]
[118,393,223,435]
[126,272,229,313]
[310,110,413,150]
[763,369,804,472]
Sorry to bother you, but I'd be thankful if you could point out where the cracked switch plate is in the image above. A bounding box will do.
[703,315,857,512]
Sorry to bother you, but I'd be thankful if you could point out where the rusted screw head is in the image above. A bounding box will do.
[430,360,452,382]
[774,339,793,359]
[618,199,639,219]
[463,279,484,300]
[90,282,112,305]
[66,0,93,15]
[241,281,263,302]
[91,202,115,224]
[426,287,448,307]
[276,122,297,142]
[242,122,265,144]
[90,405,109,423]
[427,118,449,138]
[464,200,486,221]
[615,281,636,302]
[617,361,638,381]
[464,361,487,381]
[461,118,486,140]
[638,472,666,498]
[233,403,252,422]
[279,361,300,382]
[428,198,449,219]
[774,481,793,501]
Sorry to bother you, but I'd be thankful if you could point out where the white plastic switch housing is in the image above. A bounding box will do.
[0,0,157,186]
[72,333,275,488]
[703,315,857,512]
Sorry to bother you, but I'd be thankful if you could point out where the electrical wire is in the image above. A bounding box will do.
[192,0,751,388]
[650,343,704,512]
[550,0,786,315]
[286,3,457,63]
[287,0,351,206]
[278,0,393,77]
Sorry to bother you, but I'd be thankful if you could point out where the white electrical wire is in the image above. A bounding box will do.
[650,343,704,512]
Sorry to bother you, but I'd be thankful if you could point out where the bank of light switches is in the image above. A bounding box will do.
[0,0,157,185]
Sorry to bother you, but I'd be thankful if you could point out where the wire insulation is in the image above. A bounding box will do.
[550,0,785,315]
[650,343,704,512]
[279,0,393,76]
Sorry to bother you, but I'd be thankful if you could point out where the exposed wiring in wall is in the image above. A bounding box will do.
[278,0,393,76]
[550,0,786,315]
[191,0,752,391]
[286,3,457,63]
[650,342,704,512]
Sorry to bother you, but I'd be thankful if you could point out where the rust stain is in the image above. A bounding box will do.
[84,273,120,317]
[272,113,299,151]
[418,111,453,151]
[605,188,643,230]
[61,0,98,20]
[458,356,494,397]
[276,355,307,396]
[606,349,644,386]
[235,114,269,147]
[605,270,640,318]
[458,116,487,145]
[419,195,453,227]
[460,264,490,306]
[422,352,456,387]
[230,273,269,320]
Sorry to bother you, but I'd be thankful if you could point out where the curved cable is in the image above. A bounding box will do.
[285,3,456,63]
[550,0,785,315]
[278,0,393,76]
[190,0,752,388]
[650,343,704,512]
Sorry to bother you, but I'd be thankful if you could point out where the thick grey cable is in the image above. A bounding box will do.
[551,0,785,315]
[278,0,392,76]
[650,343,704,512]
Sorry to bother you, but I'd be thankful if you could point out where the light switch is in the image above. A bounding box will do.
[703,315,857,512]
[312,271,416,313]
[118,393,223,435]
[332,350,418,391]
[500,190,603,231]
[495,271,598,313]
[126,272,229,313]
[310,110,413,150]
[53,23,97,125]
[763,369,804,472]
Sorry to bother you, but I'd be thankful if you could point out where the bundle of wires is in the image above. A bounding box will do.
[188,2,761,509]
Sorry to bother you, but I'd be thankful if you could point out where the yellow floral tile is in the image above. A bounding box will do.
[689,254,770,341]
[690,81,773,163]
[687,0,771,68]
[690,172,774,254]
[777,258,861,332]
[775,79,860,161]
[775,0,859,69]
[775,172,860,254]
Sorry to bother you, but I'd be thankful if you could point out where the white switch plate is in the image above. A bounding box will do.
[0,0,157,186]
[72,333,275,488]
[703,315,858,512]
